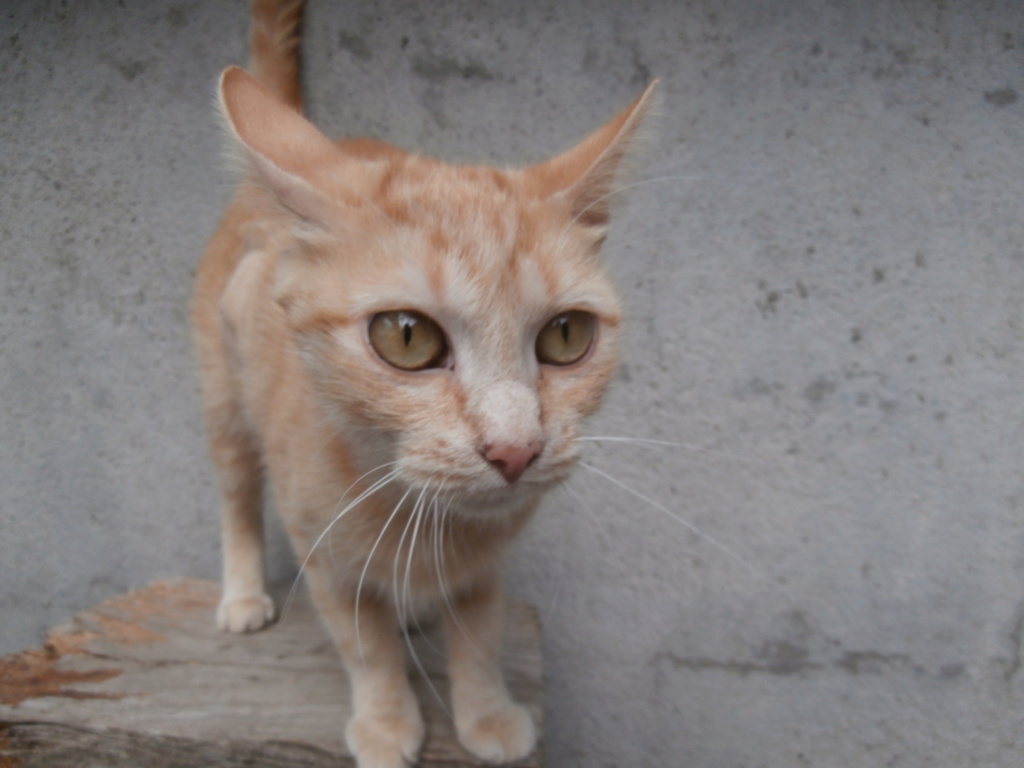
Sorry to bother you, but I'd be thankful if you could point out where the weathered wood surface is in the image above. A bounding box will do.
[0,579,543,767]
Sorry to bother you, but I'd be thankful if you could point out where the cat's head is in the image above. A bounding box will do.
[219,67,656,517]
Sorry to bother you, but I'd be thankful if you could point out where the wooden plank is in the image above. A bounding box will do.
[0,579,543,767]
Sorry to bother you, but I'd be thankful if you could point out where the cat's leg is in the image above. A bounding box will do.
[302,560,425,768]
[212,428,274,633]
[444,571,537,763]
[197,353,273,632]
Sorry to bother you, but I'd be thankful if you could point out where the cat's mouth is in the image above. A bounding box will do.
[444,459,586,519]
[445,479,552,519]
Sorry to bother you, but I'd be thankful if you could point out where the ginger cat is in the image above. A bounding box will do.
[192,1,656,765]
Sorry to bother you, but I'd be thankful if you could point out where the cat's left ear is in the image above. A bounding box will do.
[218,66,349,225]
[523,80,659,234]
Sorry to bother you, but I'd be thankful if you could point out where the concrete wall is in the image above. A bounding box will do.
[3,1,1023,765]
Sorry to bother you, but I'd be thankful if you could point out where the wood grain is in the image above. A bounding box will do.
[0,579,543,767]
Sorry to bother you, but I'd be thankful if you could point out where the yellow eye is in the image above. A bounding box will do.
[368,310,448,371]
[536,311,596,366]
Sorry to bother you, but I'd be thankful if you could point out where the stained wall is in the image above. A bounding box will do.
[3,1,1023,765]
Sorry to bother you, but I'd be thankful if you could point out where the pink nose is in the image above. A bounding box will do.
[482,440,544,484]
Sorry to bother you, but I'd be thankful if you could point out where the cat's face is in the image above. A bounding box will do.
[220,67,654,516]
[272,157,622,516]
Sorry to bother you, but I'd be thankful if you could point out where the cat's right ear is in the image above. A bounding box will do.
[218,66,338,224]
[523,80,659,237]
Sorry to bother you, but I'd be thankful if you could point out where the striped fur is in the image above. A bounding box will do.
[192,2,656,765]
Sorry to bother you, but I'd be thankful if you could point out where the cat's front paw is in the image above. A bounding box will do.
[345,706,425,768]
[456,701,536,764]
[216,593,275,633]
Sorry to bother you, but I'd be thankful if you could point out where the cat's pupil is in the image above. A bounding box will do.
[402,319,413,347]
[535,310,595,366]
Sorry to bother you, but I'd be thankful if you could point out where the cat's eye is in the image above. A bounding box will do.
[536,310,596,366]
[368,310,448,371]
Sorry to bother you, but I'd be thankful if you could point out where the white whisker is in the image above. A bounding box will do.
[354,485,412,663]
[579,435,771,465]
[433,492,457,618]
[401,488,429,630]
[392,485,428,628]
[434,492,486,662]
[578,461,764,580]
[394,485,451,718]
[280,464,400,624]
[408,482,447,658]
[323,462,391,568]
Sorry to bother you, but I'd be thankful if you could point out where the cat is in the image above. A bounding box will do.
[191,0,656,765]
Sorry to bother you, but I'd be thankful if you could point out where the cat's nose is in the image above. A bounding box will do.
[482,440,544,484]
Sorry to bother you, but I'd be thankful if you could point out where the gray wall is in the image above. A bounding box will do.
[3,1,1023,766]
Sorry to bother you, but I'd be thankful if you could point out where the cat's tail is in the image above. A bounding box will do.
[248,0,305,112]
